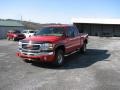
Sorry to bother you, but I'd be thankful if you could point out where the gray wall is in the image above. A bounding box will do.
[0,26,24,39]
[74,23,120,37]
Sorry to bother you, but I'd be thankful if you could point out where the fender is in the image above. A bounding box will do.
[54,42,66,52]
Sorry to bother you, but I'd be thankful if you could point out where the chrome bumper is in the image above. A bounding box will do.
[18,50,54,56]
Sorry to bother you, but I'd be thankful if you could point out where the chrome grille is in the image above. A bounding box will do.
[21,49,40,53]
[22,44,40,50]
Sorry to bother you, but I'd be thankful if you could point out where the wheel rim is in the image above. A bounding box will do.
[13,38,14,40]
[57,53,63,64]
[83,44,86,52]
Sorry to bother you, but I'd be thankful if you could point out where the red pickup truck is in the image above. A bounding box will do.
[16,25,88,66]
[7,30,26,41]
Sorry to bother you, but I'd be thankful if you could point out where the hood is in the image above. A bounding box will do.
[24,35,63,43]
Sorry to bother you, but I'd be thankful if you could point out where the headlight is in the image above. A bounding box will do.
[41,43,54,51]
[14,34,17,37]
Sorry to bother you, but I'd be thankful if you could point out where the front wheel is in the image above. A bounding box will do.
[12,37,16,41]
[54,50,64,66]
[7,37,10,40]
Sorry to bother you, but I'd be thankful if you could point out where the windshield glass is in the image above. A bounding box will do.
[14,30,21,34]
[22,31,27,33]
[35,27,64,36]
[29,31,34,33]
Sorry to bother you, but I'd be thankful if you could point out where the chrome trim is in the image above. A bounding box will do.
[21,48,41,52]
[19,42,53,56]
[20,51,53,56]
[22,43,41,45]
[19,42,54,56]
[21,43,41,51]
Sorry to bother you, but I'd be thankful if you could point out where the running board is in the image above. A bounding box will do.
[64,50,79,57]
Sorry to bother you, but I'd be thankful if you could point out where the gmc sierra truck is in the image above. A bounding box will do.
[16,25,88,66]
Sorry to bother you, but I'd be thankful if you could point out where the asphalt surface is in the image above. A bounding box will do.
[0,37,120,90]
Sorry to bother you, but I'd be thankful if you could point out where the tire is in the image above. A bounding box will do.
[12,37,16,41]
[80,43,86,54]
[54,49,64,66]
[7,37,10,40]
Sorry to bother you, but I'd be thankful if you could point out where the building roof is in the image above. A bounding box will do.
[0,20,24,27]
[72,17,120,25]
[45,24,72,28]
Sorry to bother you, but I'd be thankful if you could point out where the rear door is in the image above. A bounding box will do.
[72,26,81,49]
[65,26,80,53]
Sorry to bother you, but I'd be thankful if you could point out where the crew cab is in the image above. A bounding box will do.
[16,25,88,66]
[22,30,35,38]
[7,30,26,41]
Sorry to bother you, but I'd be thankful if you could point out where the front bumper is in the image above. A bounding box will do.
[16,52,55,62]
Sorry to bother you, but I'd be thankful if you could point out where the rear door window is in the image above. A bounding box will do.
[66,27,75,37]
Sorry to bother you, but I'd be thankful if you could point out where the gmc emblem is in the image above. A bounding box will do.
[26,44,33,49]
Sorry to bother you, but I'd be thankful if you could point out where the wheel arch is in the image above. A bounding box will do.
[84,39,88,44]
[54,44,65,54]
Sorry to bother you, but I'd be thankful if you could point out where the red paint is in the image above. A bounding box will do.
[16,52,55,62]
[7,30,25,40]
[16,25,88,63]
[25,36,63,43]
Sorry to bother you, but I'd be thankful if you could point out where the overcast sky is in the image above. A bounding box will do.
[0,0,119,23]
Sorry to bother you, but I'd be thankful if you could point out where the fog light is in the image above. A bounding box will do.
[44,57,47,60]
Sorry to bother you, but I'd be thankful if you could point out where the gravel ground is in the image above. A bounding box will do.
[0,37,120,90]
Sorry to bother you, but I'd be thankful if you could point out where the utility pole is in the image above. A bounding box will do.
[21,16,22,21]
[29,19,31,29]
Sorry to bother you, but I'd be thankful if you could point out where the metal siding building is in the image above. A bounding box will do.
[72,18,120,37]
[0,20,24,39]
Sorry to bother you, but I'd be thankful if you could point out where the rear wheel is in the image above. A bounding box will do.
[54,49,64,66]
[12,37,16,41]
[80,43,86,54]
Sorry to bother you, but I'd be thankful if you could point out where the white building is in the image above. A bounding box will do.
[72,18,120,37]
[0,20,24,39]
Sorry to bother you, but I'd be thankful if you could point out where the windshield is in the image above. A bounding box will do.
[22,31,27,33]
[35,27,64,36]
[14,30,21,34]
[29,31,34,33]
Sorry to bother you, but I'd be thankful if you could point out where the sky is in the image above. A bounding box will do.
[0,0,119,24]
